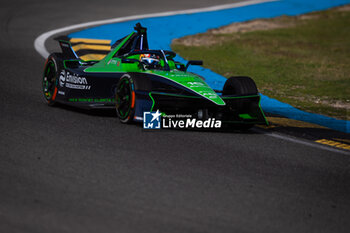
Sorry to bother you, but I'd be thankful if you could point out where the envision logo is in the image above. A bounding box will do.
[66,71,87,84]
[58,70,91,90]
[59,70,66,87]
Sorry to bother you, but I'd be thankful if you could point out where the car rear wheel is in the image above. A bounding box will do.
[115,74,136,123]
[42,53,63,105]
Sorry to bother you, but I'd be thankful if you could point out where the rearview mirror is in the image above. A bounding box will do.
[185,60,203,71]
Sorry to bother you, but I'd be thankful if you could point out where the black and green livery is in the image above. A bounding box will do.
[42,23,268,128]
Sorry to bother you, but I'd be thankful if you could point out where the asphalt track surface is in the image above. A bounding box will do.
[0,0,350,232]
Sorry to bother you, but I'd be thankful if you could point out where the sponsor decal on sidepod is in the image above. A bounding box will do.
[59,70,91,90]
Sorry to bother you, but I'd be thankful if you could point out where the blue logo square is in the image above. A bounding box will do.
[143,110,161,129]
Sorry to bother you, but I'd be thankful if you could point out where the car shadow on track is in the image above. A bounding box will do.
[52,103,264,135]
[53,102,117,117]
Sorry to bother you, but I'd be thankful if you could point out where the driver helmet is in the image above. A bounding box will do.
[140,54,160,68]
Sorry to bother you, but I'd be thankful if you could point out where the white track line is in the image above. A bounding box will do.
[253,128,350,155]
[33,0,349,155]
[34,0,277,58]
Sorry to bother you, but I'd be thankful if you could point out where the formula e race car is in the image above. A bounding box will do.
[42,23,268,128]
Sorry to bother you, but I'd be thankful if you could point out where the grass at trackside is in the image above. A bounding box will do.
[172,6,350,120]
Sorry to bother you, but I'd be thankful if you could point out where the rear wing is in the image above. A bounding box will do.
[53,36,79,59]
[58,41,79,59]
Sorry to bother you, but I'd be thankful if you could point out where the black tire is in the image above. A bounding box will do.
[222,76,258,96]
[115,74,136,123]
[223,76,258,131]
[42,53,64,106]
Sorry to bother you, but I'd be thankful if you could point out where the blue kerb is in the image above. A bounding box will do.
[69,0,350,133]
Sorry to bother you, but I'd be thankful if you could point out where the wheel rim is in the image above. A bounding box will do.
[43,60,56,100]
[116,78,132,119]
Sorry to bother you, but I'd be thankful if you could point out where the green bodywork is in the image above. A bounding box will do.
[83,32,226,106]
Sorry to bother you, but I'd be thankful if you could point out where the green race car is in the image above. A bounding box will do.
[42,23,268,129]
